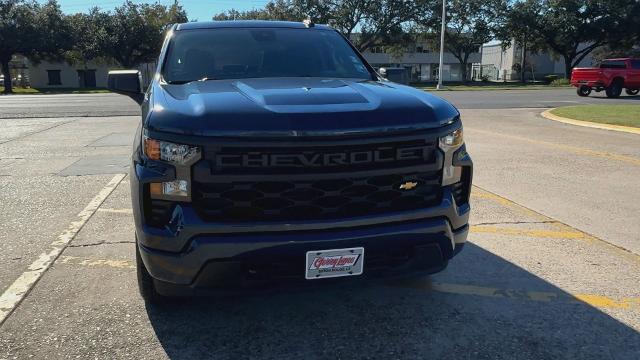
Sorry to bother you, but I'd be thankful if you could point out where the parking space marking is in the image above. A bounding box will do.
[390,280,640,310]
[468,128,640,166]
[51,254,640,311]
[470,225,586,239]
[58,255,135,269]
[97,208,133,214]
[0,174,126,326]
[471,185,640,263]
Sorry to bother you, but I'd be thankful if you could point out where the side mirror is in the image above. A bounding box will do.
[378,67,387,77]
[107,70,143,104]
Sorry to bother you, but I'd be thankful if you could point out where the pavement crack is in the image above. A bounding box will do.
[472,220,558,226]
[68,240,135,248]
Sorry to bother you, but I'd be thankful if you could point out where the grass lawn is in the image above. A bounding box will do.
[0,86,110,94]
[550,105,640,128]
[414,82,571,91]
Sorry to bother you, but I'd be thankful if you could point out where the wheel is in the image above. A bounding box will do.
[625,88,639,96]
[605,80,623,98]
[577,85,591,97]
[136,240,166,305]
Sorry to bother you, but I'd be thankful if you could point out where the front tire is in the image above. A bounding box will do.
[577,85,591,97]
[605,80,623,98]
[625,88,639,96]
[136,240,166,305]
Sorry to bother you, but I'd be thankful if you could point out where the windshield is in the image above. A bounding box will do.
[162,28,373,83]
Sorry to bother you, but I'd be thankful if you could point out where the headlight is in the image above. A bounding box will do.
[439,127,464,186]
[439,128,464,148]
[143,136,200,165]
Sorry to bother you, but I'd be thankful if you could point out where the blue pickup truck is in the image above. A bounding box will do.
[107,20,472,303]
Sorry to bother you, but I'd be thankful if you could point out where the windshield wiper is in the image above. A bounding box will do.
[165,77,218,85]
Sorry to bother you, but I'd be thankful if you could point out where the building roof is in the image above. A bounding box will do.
[176,20,333,31]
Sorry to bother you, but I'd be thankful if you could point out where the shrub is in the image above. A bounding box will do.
[550,78,570,86]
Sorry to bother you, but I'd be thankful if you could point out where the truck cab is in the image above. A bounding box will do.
[107,21,472,303]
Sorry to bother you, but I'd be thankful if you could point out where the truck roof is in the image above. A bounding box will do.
[175,20,333,31]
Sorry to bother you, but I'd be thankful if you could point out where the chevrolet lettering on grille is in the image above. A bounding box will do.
[213,145,430,168]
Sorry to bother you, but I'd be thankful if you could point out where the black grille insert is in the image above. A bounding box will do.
[193,172,442,222]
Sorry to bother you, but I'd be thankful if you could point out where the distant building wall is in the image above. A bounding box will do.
[27,60,113,88]
[361,49,480,82]
[480,41,595,81]
[27,59,157,89]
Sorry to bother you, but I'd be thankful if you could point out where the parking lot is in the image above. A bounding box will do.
[1,90,639,359]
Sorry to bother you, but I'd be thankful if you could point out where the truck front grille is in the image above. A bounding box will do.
[192,134,443,223]
[193,172,441,222]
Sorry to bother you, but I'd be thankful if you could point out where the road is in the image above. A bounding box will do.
[0,91,639,359]
[0,87,639,119]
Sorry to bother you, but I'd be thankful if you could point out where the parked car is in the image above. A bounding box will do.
[108,20,472,303]
[571,58,640,97]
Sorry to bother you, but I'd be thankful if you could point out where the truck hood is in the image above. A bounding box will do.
[146,78,459,136]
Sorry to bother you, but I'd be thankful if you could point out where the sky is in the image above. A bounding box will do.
[52,0,273,20]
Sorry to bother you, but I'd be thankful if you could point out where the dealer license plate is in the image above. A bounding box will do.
[305,247,364,280]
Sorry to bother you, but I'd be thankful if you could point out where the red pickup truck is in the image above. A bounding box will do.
[571,58,640,97]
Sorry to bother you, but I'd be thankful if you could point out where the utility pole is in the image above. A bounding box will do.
[436,0,446,90]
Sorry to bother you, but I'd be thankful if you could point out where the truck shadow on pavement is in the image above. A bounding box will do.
[145,242,640,359]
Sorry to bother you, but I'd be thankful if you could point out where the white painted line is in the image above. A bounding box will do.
[0,174,126,326]
[97,208,133,214]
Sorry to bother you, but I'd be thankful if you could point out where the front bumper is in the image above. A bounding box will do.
[572,80,605,88]
[134,182,470,293]
[131,135,472,293]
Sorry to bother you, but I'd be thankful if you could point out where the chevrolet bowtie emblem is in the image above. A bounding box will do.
[399,181,418,190]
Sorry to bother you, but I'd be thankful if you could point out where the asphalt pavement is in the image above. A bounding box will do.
[0,91,639,359]
[1,87,639,119]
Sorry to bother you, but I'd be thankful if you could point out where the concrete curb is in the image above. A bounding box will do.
[541,109,640,135]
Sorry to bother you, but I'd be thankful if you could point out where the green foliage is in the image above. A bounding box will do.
[0,0,72,93]
[502,0,640,78]
[212,0,429,52]
[102,0,188,67]
[419,0,508,82]
[550,78,570,86]
[544,74,558,84]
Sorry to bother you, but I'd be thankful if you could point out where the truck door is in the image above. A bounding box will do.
[628,60,640,88]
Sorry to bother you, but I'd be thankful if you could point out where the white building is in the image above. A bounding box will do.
[359,42,480,82]
[27,59,112,88]
[25,59,157,89]
[479,40,594,81]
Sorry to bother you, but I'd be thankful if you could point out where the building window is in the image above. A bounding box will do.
[47,70,61,85]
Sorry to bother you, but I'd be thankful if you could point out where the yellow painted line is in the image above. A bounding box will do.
[0,174,127,326]
[390,280,640,310]
[541,109,640,135]
[470,185,640,263]
[97,208,133,214]
[469,128,640,166]
[470,187,548,220]
[51,254,640,311]
[470,225,586,239]
[58,255,134,269]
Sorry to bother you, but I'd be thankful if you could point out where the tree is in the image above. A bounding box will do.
[504,0,639,78]
[102,0,187,68]
[0,0,71,93]
[212,0,426,52]
[421,0,507,82]
[65,8,111,67]
[497,0,547,82]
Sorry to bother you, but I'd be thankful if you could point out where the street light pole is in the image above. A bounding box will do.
[436,0,446,90]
